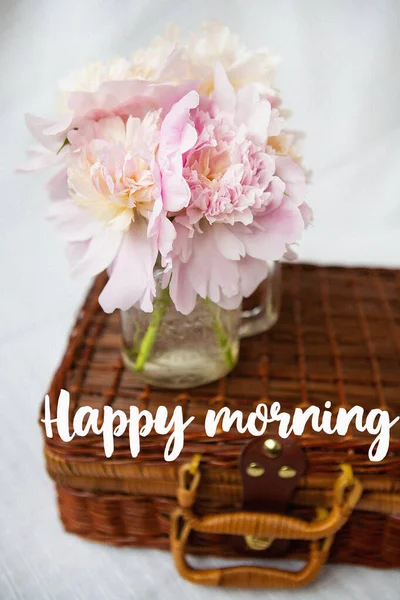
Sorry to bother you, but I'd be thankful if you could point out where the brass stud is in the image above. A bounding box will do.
[263,438,282,458]
[246,462,265,477]
[245,535,274,551]
[278,465,297,479]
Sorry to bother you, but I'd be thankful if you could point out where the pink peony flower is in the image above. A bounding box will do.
[21,26,311,317]
[165,65,310,314]
[48,91,199,313]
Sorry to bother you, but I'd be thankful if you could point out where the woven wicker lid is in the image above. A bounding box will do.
[42,264,400,482]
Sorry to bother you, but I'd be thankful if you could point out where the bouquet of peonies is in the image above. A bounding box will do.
[22,22,311,320]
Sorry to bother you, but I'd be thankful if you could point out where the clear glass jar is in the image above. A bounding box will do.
[120,272,241,389]
[240,261,281,338]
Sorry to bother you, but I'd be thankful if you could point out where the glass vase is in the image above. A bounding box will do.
[240,261,281,338]
[120,271,241,389]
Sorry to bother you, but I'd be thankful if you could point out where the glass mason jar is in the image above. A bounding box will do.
[120,271,241,389]
[240,261,282,338]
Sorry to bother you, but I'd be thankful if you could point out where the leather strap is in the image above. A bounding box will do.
[239,436,306,555]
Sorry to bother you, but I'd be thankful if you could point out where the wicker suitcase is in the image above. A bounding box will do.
[41,263,400,589]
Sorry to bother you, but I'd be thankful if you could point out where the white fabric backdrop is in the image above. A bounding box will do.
[1,0,399,598]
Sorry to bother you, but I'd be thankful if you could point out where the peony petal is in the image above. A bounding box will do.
[147,164,177,267]
[186,224,240,303]
[151,80,200,117]
[235,84,271,142]
[70,225,122,278]
[47,169,69,200]
[66,240,89,266]
[158,90,199,212]
[99,218,156,313]
[169,261,198,315]
[47,199,100,241]
[213,62,236,114]
[160,156,191,212]
[216,291,242,310]
[265,176,285,212]
[158,89,199,153]
[241,198,305,261]
[299,201,313,228]
[228,51,280,95]
[17,147,64,172]
[157,47,191,82]
[213,224,246,260]
[180,122,198,154]
[267,108,283,137]
[25,114,65,150]
[157,216,177,269]
[238,256,269,298]
[274,156,307,206]
[43,114,73,136]
[283,245,298,261]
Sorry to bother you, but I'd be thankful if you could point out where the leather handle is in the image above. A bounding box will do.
[171,510,333,588]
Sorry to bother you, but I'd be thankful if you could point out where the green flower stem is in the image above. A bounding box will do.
[134,287,170,372]
[205,298,235,369]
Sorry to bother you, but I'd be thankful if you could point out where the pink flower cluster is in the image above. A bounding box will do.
[22,23,311,315]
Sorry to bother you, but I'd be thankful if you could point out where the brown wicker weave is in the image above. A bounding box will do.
[41,263,400,588]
